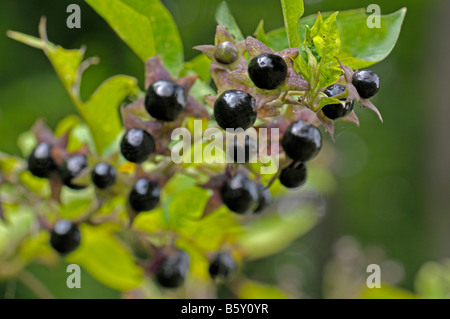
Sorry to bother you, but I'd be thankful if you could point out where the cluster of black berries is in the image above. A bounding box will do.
[26,23,381,289]
[322,70,380,120]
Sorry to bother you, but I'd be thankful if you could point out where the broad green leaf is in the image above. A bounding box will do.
[120,0,184,74]
[415,260,450,299]
[280,0,304,48]
[237,278,289,299]
[318,65,342,90]
[313,12,341,62]
[266,28,289,52]
[168,187,210,222]
[359,284,418,299]
[81,75,138,153]
[85,0,156,63]
[215,2,244,41]
[300,8,407,68]
[266,8,406,69]
[67,224,143,291]
[238,204,319,260]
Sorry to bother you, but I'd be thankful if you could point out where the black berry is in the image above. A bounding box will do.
[229,135,257,163]
[254,184,272,213]
[248,53,287,90]
[352,70,380,99]
[156,249,190,288]
[279,162,307,189]
[128,178,160,212]
[215,41,238,64]
[120,129,155,163]
[214,90,257,131]
[28,142,56,178]
[220,173,259,214]
[50,219,81,254]
[91,162,116,189]
[322,84,354,120]
[282,120,322,162]
[209,252,237,280]
[59,154,88,189]
[145,80,187,121]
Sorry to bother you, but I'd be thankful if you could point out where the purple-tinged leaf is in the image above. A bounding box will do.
[145,56,172,89]
[341,110,360,126]
[246,37,274,59]
[360,98,383,123]
[215,25,235,45]
[316,111,335,141]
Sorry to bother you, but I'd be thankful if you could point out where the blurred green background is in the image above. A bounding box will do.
[1,0,449,298]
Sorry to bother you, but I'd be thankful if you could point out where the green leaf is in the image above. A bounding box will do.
[180,54,211,83]
[86,0,183,75]
[318,65,342,89]
[313,12,341,62]
[238,204,319,260]
[254,20,271,47]
[168,187,210,222]
[85,0,155,63]
[81,75,138,153]
[318,96,344,110]
[120,0,183,74]
[67,224,143,291]
[266,28,289,52]
[215,2,244,41]
[299,8,407,68]
[280,0,304,48]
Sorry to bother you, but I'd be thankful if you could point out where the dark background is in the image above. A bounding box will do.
[0,0,449,298]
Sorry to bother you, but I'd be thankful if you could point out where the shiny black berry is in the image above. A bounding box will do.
[220,173,259,214]
[352,70,380,99]
[282,120,322,162]
[145,80,187,121]
[209,252,237,280]
[59,154,88,189]
[322,84,354,120]
[229,135,257,163]
[28,142,56,178]
[91,162,116,189]
[50,219,81,254]
[214,41,238,64]
[156,249,190,288]
[248,53,287,90]
[254,184,272,213]
[214,90,257,131]
[128,178,160,212]
[279,162,307,189]
[120,129,155,163]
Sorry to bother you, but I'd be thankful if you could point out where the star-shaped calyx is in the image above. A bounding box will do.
[193,26,247,71]
[226,37,310,117]
[121,56,209,156]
